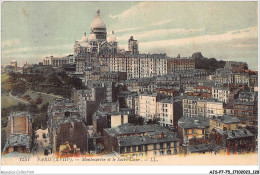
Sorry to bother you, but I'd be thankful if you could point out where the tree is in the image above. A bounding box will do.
[128,115,144,125]
[193,52,226,72]
[35,94,43,105]
[147,117,160,124]
[46,73,62,86]
[29,102,40,114]
[32,113,48,130]
[11,83,27,96]
[40,102,49,113]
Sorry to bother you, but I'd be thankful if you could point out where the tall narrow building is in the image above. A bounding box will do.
[128,36,139,55]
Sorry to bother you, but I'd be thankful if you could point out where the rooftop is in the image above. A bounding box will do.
[4,134,31,151]
[217,129,254,139]
[118,133,178,147]
[213,86,230,91]
[139,92,157,97]
[155,88,178,93]
[178,116,209,129]
[104,124,170,137]
[182,96,199,101]
[9,112,32,119]
[51,115,85,130]
[233,99,255,106]
[211,115,240,124]
[158,98,174,104]
[188,143,220,153]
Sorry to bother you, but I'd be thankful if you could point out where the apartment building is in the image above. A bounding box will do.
[167,57,195,73]
[138,92,157,120]
[156,97,182,128]
[182,96,199,118]
[209,115,240,132]
[178,116,209,144]
[3,112,33,155]
[212,86,230,104]
[104,124,180,159]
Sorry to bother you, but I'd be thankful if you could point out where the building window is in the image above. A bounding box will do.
[167,142,170,148]
[160,151,164,155]
[153,151,157,156]
[144,145,148,152]
[127,146,131,153]
[167,150,171,155]
[160,143,164,149]
[120,147,125,153]
[138,145,143,152]
[153,144,157,149]
[174,142,177,148]
[132,146,136,152]
[174,148,177,154]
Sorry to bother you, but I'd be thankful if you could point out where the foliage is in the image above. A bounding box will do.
[128,115,144,125]
[5,70,83,99]
[192,52,226,72]
[28,101,40,114]
[32,113,48,131]
[147,117,160,124]
[35,94,43,105]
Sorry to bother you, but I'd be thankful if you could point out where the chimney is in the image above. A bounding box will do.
[244,130,247,135]
[160,132,165,139]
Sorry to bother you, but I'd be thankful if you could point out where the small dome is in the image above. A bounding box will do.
[88,33,97,42]
[90,9,106,29]
[108,30,117,43]
[80,32,88,43]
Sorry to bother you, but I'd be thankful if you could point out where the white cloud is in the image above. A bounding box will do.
[110,27,145,34]
[109,1,257,34]
[149,19,172,27]
[2,44,72,55]
[117,28,205,42]
[139,26,257,49]
[110,19,172,35]
[2,39,20,48]
[109,2,150,20]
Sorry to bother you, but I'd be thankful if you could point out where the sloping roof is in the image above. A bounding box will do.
[217,129,254,139]
[10,112,32,120]
[4,134,31,151]
[104,124,170,137]
[118,133,178,147]
[193,86,212,90]
[188,143,220,153]
[178,116,209,129]
[233,99,255,106]
[211,115,240,124]
[52,115,85,130]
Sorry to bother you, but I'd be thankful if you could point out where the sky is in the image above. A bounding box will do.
[1,1,258,70]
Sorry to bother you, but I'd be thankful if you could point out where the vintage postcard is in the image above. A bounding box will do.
[1,1,259,174]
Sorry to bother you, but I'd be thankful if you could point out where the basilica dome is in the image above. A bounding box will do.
[90,9,106,29]
[108,30,117,43]
[88,32,97,42]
